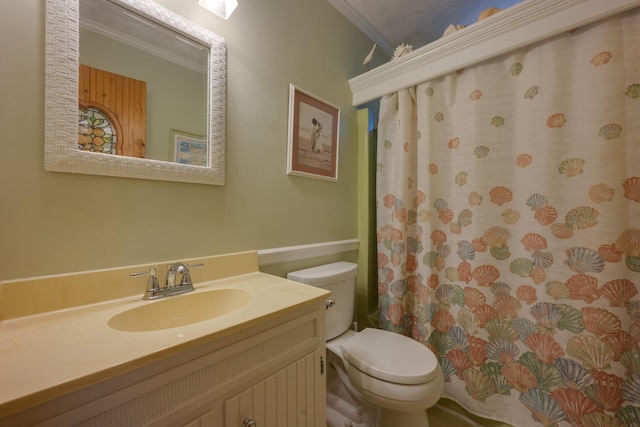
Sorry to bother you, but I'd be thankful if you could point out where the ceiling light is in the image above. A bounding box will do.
[198,0,238,19]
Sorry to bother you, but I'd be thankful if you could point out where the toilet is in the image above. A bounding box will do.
[288,262,444,427]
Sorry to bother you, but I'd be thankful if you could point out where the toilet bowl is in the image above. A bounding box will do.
[288,262,444,427]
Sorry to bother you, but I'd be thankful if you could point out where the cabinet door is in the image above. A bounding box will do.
[224,350,325,427]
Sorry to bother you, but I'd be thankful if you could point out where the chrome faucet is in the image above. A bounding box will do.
[131,262,203,300]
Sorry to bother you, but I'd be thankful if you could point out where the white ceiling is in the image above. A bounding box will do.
[326,0,523,54]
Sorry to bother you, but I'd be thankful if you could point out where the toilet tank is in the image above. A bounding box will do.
[287,262,357,340]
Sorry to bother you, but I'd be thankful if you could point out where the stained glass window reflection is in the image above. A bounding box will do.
[78,106,117,154]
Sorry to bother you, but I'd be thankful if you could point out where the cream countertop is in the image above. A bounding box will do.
[0,270,329,418]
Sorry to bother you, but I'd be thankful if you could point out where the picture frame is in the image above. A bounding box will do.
[287,84,340,181]
[170,129,208,167]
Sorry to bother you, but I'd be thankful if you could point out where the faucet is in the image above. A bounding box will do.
[131,262,203,300]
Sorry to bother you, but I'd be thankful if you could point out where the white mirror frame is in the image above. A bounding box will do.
[44,0,226,185]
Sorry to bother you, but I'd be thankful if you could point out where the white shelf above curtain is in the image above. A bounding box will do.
[349,0,640,106]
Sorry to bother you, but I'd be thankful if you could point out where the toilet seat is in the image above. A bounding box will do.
[340,328,439,385]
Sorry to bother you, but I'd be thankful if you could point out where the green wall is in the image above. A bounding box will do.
[0,0,386,281]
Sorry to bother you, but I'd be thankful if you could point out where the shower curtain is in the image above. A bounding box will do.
[376,7,640,427]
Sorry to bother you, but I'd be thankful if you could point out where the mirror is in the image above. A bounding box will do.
[45,0,226,185]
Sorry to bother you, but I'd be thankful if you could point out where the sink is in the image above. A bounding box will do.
[108,288,252,332]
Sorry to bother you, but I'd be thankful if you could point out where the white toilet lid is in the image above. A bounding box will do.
[340,328,439,385]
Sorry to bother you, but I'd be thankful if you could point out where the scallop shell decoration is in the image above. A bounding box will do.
[491,116,505,127]
[586,369,625,413]
[448,137,460,149]
[502,209,521,224]
[565,206,599,229]
[521,233,547,252]
[432,310,457,332]
[455,172,467,187]
[468,191,483,206]
[482,226,511,247]
[530,302,562,331]
[549,388,602,425]
[509,62,523,76]
[546,280,570,300]
[526,193,549,210]
[428,163,438,175]
[491,281,512,297]
[566,273,600,303]
[546,113,566,128]
[534,207,557,228]
[599,123,622,140]
[516,153,532,167]
[494,295,522,318]
[469,89,482,101]
[472,264,500,286]
[524,85,539,100]
[558,158,585,177]
[532,251,554,269]
[510,257,533,277]
[604,330,637,361]
[484,318,519,341]
[501,362,537,392]
[520,388,566,427]
[567,335,615,370]
[457,261,472,283]
[458,209,473,227]
[463,368,497,402]
[486,337,519,362]
[442,24,467,37]
[391,43,413,60]
[457,308,480,334]
[589,183,615,203]
[464,287,486,308]
[525,333,565,364]
[447,348,473,378]
[555,357,593,389]
[434,112,445,122]
[457,240,476,261]
[623,177,640,202]
[489,186,513,206]
[551,222,573,239]
[626,83,640,99]
[599,243,623,262]
[473,304,499,327]
[582,307,621,337]
[590,51,612,66]
[565,247,605,273]
[516,285,537,305]
[473,145,489,158]
[600,278,638,307]
[467,336,488,366]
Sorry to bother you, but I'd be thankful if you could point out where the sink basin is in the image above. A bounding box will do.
[108,288,251,332]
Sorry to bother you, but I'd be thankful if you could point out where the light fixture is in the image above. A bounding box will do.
[198,0,238,19]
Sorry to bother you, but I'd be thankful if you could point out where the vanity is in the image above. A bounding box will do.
[0,252,329,426]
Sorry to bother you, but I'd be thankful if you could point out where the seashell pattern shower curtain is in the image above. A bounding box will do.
[376,8,640,427]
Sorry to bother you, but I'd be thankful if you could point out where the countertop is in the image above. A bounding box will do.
[0,268,329,418]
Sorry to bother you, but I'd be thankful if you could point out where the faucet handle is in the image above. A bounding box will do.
[130,267,160,295]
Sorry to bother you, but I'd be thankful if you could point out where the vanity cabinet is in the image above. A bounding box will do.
[4,301,326,427]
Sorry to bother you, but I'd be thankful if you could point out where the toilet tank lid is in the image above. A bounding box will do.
[287,262,357,286]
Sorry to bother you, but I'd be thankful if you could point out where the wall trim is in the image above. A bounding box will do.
[349,0,640,105]
[257,240,359,266]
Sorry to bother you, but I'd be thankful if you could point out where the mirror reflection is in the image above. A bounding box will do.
[45,0,225,185]
[79,0,208,165]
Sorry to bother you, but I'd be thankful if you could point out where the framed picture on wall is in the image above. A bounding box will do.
[170,129,207,166]
[287,84,340,181]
